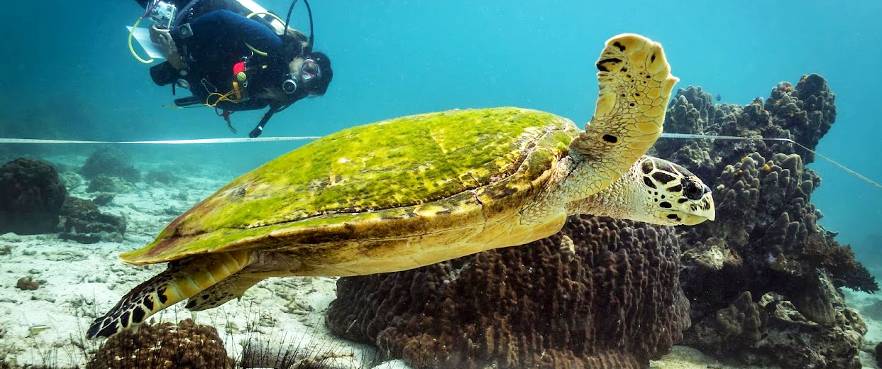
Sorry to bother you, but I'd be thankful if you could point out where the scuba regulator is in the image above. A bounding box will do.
[282,78,299,95]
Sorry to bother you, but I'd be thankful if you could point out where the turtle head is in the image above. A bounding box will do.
[565,156,715,226]
[635,156,715,226]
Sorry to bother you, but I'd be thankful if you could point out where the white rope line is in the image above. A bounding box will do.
[0,133,878,191]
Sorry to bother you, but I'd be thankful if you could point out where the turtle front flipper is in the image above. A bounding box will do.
[570,34,678,191]
[86,250,254,339]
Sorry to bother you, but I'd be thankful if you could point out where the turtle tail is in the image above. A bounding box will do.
[86,250,254,339]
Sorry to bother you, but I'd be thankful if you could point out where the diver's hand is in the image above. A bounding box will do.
[150,25,185,69]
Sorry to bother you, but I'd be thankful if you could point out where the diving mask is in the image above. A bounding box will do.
[300,58,321,84]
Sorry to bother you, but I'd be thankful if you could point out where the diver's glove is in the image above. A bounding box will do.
[149,25,185,70]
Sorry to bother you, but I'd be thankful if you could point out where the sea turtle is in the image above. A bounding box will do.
[87,33,715,339]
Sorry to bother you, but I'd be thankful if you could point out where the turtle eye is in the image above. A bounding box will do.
[683,177,709,200]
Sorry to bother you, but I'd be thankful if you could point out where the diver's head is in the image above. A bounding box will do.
[286,52,332,97]
[257,52,333,105]
[633,156,715,226]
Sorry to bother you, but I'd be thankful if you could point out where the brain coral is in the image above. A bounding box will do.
[326,216,688,369]
[86,319,233,369]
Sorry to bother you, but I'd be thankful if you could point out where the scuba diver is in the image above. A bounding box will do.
[132,0,333,137]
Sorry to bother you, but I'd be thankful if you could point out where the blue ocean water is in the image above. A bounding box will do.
[0,1,880,268]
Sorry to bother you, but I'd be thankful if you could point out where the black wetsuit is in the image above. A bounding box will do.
[136,0,307,112]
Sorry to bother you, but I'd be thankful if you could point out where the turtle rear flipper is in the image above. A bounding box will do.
[185,273,263,311]
[87,250,254,339]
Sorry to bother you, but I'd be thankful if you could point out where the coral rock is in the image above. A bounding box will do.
[687,290,865,369]
[80,147,140,181]
[86,319,234,369]
[58,197,126,243]
[0,158,67,235]
[327,216,688,369]
[15,276,41,291]
[662,76,875,369]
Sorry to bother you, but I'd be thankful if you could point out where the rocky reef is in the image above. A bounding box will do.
[327,216,688,369]
[657,74,876,369]
[0,158,67,235]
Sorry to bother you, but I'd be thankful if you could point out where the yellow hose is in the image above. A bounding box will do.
[128,16,155,64]
[205,91,242,107]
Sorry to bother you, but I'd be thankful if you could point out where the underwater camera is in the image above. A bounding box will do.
[147,0,177,29]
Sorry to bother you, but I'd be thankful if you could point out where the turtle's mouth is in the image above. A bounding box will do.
[679,212,712,225]
[679,194,715,225]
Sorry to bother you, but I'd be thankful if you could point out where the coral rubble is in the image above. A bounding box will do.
[0,158,67,235]
[86,319,234,369]
[659,74,876,369]
[327,216,687,369]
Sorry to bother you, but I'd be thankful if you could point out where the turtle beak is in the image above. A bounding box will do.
[681,193,715,225]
